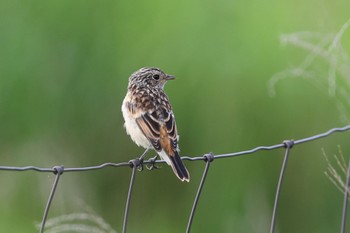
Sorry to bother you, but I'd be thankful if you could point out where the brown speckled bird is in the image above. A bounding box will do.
[121,67,190,182]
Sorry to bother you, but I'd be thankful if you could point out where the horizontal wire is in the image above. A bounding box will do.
[0,125,349,173]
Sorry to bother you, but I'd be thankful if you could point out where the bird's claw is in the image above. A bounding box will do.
[137,158,144,171]
[146,156,161,170]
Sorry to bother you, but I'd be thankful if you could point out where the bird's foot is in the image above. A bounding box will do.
[136,148,151,172]
[137,158,144,171]
[146,155,161,170]
[128,158,144,171]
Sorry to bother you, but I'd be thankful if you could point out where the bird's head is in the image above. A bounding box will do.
[128,67,175,89]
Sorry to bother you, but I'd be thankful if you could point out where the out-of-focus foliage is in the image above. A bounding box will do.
[0,0,350,232]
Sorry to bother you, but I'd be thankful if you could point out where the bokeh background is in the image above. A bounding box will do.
[1,0,350,232]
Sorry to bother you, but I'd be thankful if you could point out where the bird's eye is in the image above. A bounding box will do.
[152,74,160,80]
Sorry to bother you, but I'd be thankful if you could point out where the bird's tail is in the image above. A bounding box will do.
[169,151,190,182]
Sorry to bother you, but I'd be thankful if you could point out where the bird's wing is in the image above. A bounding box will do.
[135,106,178,155]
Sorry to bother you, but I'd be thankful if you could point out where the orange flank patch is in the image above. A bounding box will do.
[159,125,174,156]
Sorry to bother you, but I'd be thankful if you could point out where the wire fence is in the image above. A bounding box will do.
[1,125,350,233]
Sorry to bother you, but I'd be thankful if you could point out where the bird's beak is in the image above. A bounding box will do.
[165,74,176,80]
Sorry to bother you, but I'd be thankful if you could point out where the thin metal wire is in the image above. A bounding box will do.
[39,166,64,233]
[270,141,293,233]
[294,125,350,145]
[0,166,54,172]
[341,159,350,233]
[186,153,214,233]
[122,159,140,233]
[1,125,349,173]
[183,125,350,161]
[64,162,131,172]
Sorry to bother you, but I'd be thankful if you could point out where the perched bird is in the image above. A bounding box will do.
[121,67,190,182]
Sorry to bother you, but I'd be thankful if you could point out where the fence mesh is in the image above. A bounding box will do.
[1,125,350,233]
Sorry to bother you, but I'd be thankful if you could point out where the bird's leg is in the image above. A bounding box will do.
[138,148,150,161]
[136,148,150,171]
[146,154,161,170]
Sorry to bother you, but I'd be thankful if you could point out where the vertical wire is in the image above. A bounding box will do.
[270,141,293,233]
[186,153,214,233]
[122,160,139,233]
[340,160,350,233]
[39,166,63,233]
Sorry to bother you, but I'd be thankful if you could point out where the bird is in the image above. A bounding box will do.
[121,67,190,182]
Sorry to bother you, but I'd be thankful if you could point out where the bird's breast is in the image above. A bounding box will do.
[122,99,151,149]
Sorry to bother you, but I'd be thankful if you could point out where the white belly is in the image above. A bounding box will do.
[122,99,152,149]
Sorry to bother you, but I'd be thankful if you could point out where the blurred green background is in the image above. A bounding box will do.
[1,0,350,232]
